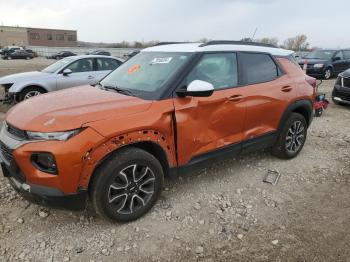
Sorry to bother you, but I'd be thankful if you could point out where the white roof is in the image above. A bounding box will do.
[142,43,293,57]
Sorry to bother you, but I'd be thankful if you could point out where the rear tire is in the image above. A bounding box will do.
[91,147,164,222]
[271,113,307,159]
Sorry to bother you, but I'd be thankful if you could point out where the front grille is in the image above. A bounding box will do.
[6,123,27,140]
[0,141,14,163]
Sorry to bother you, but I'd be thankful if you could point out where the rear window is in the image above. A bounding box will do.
[241,53,279,85]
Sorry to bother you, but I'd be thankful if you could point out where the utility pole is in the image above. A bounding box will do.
[252,27,258,40]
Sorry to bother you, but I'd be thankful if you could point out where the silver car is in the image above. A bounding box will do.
[0,55,122,102]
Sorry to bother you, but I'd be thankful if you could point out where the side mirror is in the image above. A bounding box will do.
[333,57,341,61]
[177,80,214,97]
[62,69,73,76]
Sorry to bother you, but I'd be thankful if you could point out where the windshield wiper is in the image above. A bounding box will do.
[98,84,136,97]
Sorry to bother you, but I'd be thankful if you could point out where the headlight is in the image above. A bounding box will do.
[26,129,82,141]
[314,64,324,68]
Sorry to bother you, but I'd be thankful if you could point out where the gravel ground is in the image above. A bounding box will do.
[0,59,349,262]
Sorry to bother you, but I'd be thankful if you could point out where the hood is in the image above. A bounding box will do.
[6,86,153,132]
[0,71,51,85]
[340,68,350,78]
[298,58,328,65]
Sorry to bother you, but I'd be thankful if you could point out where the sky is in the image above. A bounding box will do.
[1,0,349,48]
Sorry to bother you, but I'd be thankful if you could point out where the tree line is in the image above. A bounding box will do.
[78,34,314,51]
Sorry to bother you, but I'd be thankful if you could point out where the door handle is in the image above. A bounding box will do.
[281,85,292,92]
[87,75,94,79]
[228,94,244,102]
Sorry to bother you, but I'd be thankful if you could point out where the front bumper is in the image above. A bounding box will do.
[0,124,105,210]
[299,64,324,77]
[332,84,350,105]
[1,161,88,210]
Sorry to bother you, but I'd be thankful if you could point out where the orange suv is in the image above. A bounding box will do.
[0,41,316,222]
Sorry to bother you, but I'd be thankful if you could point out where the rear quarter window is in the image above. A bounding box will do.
[240,53,280,85]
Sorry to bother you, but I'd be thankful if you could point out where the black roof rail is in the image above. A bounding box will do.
[153,42,191,46]
[199,40,277,48]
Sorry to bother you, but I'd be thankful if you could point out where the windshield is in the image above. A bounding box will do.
[100,52,192,99]
[305,50,336,60]
[41,57,75,73]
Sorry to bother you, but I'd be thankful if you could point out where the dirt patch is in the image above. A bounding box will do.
[0,59,349,261]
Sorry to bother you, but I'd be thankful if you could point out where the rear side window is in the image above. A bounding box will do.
[334,51,344,60]
[344,50,350,59]
[96,58,121,71]
[240,53,279,85]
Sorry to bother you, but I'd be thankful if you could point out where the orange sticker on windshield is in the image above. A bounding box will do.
[128,64,141,74]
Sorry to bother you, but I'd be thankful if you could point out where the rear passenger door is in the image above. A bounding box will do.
[238,52,296,142]
[95,58,122,81]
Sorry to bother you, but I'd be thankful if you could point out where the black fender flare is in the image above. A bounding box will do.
[277,99,313,134]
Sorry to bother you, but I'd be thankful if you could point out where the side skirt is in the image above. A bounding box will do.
[173,131,277,176]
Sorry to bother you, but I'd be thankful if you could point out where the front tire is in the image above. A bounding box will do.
[324,67,332,80]
[91,147,164,222]
[272,113,307,159]
[20,86,45,101]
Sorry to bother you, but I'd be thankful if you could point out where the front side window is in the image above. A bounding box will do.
[343,50,350,60]
[96,58,121,71]
[47,34,53,40]
[41,57,74,73]
[65,58,93,73]
[241,53,279,85]
[183,53,238,90]
[100,52,192,99]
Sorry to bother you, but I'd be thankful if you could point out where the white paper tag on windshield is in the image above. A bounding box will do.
[151,57,173,64]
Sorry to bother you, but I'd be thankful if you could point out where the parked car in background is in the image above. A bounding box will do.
[1,46,22,55]
[0,42,316,222]
[86,50,111,56]
[124,50,140,60]
[0,55,122,101]
[47,51,77,60]
[24,49,38,57]
[298,49,350,79]
[332,68,350,105]
[1,49,34,60]
[294,51,310,59]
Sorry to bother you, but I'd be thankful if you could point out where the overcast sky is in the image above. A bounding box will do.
[1,0,349,48]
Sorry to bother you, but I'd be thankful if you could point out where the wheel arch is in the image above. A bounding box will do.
[79,129,176,192]
[87,141,171,196]
[278,99,313,133]
[20,84,48,93]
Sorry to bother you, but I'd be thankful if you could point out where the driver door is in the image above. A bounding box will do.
[56,58,96,90]
[173,52,246,166]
